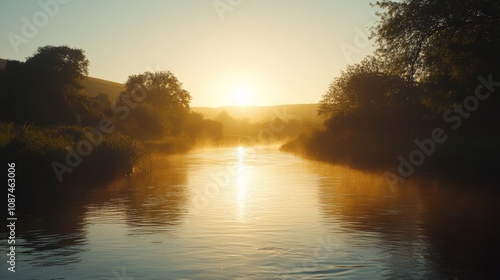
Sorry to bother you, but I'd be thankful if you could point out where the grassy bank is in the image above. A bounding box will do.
[280,126,500,185]
[0,122,146,187]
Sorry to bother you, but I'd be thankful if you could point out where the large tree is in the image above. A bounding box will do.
[0,45,102,125]
[25,45,89,96]
[124,71,191,115]
[318,57,423,134]
[116,71,192,138]
[373,0,500,109]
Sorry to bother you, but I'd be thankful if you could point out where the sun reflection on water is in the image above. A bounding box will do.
[236,147,246,221]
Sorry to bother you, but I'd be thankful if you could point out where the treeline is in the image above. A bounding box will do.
[282,0,500,182]
[0,46,222,185]
[212,110,306,146]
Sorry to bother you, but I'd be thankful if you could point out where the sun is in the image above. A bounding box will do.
[233,87,252,106]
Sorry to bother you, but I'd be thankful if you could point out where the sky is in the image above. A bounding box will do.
[0,0,378,107]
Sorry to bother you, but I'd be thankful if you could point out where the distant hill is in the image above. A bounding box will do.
[84,79,321,122]
[1,57,124,102]
[192,104,321,123]
[1,58,319,121]
[83,77,124,102]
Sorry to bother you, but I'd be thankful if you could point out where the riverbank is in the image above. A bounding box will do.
[0,121,281,189]
[0,122,148,187]
[280,128,500,187]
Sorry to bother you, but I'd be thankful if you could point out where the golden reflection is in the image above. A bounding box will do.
[236,147,247,221]
[237,146,245,161]
[122,156,189,234]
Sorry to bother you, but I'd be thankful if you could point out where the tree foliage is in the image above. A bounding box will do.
[320,58,399,117]
[320,0,499,127]
[0,45,102,125]
[304,0,500,172]
[125,71,191,114]
[116,71,192,138]
[373,0,500,108]
[319,57,424,134]
[25,45,89,95]
[185,112,223,141]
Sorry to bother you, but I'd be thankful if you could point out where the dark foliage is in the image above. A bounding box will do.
[284,0,500,181]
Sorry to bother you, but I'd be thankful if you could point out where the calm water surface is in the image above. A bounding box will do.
[1,146,499,279]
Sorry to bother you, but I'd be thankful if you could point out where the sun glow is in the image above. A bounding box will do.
[233,86,252,106]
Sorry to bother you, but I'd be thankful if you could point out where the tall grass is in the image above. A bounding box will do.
[0,122,146,187]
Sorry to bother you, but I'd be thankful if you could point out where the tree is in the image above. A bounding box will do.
[0,45,100,125]
[318,57,420,127]
[185,112,223,141]
[25,45,89,96]
[373,0,500,109]
[286,0,500,173]
[0,60,25,121]
[124,71,191,113]
[317,56,426,163]
[117,71,192,138]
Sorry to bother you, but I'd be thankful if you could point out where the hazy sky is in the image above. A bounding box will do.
[0,0,378,107]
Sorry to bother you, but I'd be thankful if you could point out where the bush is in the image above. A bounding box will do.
[0,123,145,187]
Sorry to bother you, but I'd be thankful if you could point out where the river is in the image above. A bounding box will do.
[1,146,499,279]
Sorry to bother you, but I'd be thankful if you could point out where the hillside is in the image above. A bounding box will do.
[1,58,124,102]
[83,77,124,102]
[1,58,319,122]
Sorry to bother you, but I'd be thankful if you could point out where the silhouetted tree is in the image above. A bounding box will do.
[0,60,25,121]
[185,112,223,141]
[285,0,500,175]
[0,45,103,125]
[214,110,234,125]
[25,45,89,95]
[92,93,112,108]
[116,71,192,138]
[374,0,500,110]
[319,57,423,134]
